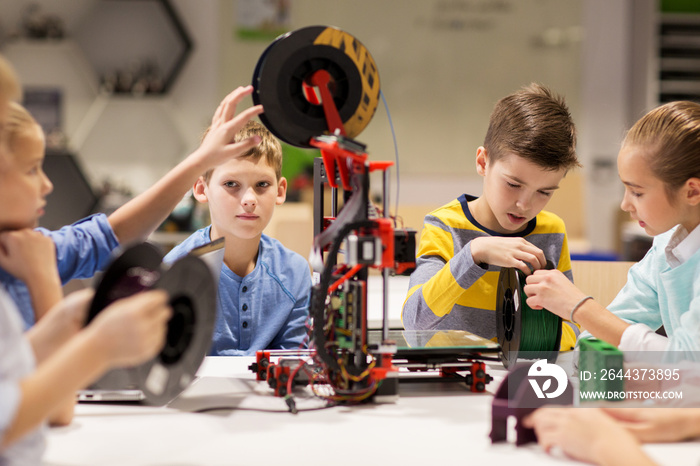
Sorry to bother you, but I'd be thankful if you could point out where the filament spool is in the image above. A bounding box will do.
[87,242,164,323]
[495,261,562,368]
[252,25,380,147]
[87,243,217,405]
[130,255,217,406]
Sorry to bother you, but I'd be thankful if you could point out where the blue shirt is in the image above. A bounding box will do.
[0,214,120,328]
[164,226,311,356]
[578,228,700,360]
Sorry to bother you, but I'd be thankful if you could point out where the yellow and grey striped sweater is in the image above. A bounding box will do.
[402,194,579,351]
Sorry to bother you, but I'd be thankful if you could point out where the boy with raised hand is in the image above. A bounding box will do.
[164,120,311,356]
[402,83,581,350]
[0,53,171,466]
[0,83,263,327]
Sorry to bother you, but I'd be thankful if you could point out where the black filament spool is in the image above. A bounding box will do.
[495,260,562,369]
[252,25,380,148]
[496,267,521,368]
[87,242,164,324]
[131,254,217,406]
[86,243,217,406]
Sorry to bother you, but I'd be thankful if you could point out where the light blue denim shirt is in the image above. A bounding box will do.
[0,214,120,329]
[164,226,311,356]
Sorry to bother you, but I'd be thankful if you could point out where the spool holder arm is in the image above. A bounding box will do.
[303,69,346,139]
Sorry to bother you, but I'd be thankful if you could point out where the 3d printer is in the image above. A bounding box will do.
[247,26,506,408]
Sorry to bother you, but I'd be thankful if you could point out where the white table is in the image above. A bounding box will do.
[44,357,699,466]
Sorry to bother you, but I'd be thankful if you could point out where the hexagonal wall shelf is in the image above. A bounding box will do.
[79,98,187,193]
[1,39,99,139]
[1,0,196,203]
[74,0,193,95]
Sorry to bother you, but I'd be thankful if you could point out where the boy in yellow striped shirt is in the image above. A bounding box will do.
[402,83,580,350]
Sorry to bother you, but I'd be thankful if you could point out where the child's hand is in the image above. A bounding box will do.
[88,290,172,368]
[195,85,264,168]
[0,229,62,319]
[523,407,650,465]
[0,229,58,284]
[602,407,700,443]
[523,269,587,318]
[470,236,547,275]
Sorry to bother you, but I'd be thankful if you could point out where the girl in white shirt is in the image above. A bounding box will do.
[524,100,700,355]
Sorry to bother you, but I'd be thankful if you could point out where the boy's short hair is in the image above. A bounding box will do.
[203,120,283,182]
[483,83,579,171]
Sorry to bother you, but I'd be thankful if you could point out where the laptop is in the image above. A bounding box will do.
[77,238,224,403]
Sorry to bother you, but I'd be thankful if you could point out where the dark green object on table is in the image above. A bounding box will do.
[578,338,624,402]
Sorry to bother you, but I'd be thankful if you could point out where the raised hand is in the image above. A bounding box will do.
[196,85,265,168]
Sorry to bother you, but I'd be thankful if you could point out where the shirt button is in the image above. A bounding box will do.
[242,286,248,292]
[242,304,248,311]
[242,321,248,328]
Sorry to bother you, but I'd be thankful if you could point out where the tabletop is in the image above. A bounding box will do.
[43,356,699,466]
